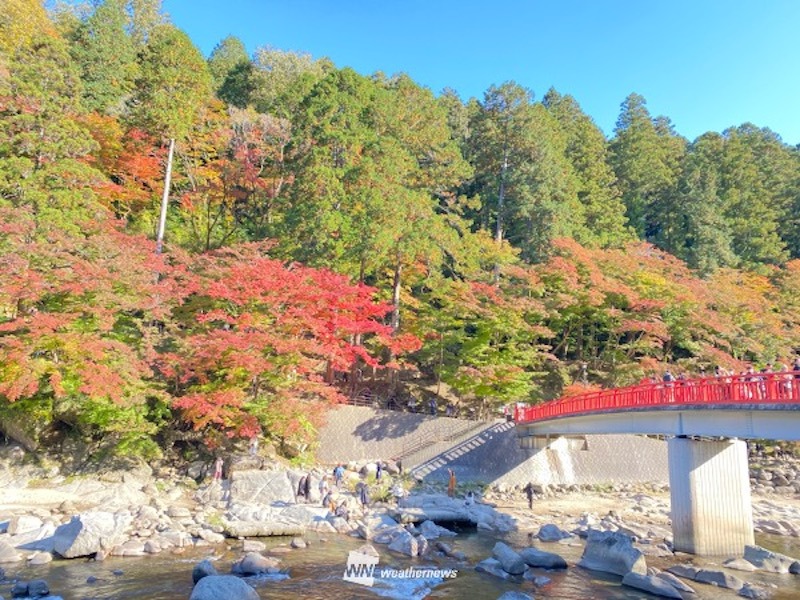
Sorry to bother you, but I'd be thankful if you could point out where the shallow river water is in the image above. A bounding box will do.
[2,529,799,599]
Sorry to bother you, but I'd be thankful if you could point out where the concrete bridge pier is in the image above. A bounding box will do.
[668,436,754,556]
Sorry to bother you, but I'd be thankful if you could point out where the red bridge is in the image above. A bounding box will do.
[513,371,800,557]
[514,371,800,441]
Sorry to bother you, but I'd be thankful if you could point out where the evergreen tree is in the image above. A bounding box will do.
[609,93,685,241]
[69,0,138,114]
[207,35,255,108]
[543,88,632,247]
[128,25,212,140]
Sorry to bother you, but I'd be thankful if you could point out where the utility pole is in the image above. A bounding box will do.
[156,138,175,254]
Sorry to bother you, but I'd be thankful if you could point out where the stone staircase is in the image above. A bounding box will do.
[407,420,513,478]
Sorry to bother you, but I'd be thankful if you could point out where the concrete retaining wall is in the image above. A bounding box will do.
[317,406,669,486]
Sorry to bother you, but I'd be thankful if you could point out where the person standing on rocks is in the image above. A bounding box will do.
[358,482,370,507]
[248,435,259,456]
[334,464,344,487]
[297,475,307,503]
[376,461,383,481]
[447,469,456,498]
[524,482,535,510]
[213,456,224,481]
[319,475,330,505]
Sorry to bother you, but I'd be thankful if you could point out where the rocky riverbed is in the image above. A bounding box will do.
[1,447,799,599]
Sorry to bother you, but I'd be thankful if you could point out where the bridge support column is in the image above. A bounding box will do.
[668,437,753,556]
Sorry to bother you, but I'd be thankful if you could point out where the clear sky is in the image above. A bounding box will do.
[163,0,800,145]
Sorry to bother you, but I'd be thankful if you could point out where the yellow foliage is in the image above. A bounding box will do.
[0,0,57,57]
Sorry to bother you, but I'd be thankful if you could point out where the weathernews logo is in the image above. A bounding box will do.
[342,550,458,587]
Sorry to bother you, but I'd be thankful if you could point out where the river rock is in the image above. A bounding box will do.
[387,530,419,557]
[231,552,281,575]
[242,540,266,552]
[192,559,218,584]
[496,592,534,600]
[27,552,53,565]
[739,583,771,599]
[519,546,568,569]
[27,580,50,597]
[357,514,399,540]
[0,540,22,563]
[655,571,695,593]
[694,568,745,591]
[197,528,225,544]
[418,520,456,540]
[537,524,572,542]
[189,575,259,600]
[492,541,526,575]
[290,537,306,549]
[228,469,296,506]
[724,557,758,572]
[621,572,682,598]
[666,564,698,579]
[578,530,647,576]
[475,558,519,581]
[7,516,43,536]
[743,544,800,574]
[53,512,132,559]
[222,520,304,537]
[110,540,147,557]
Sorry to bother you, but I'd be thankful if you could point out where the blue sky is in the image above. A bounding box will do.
[163,0,800,145]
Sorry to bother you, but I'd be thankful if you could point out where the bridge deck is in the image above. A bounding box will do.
[515,372,800,440]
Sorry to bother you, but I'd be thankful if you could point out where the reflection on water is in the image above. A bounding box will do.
[2,530,799,599]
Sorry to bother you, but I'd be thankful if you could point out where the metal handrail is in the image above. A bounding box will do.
[515,371,800,423]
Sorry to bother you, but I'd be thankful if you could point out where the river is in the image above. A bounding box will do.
[3,528,799,599]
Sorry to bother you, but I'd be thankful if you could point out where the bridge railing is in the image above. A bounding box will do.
[515,372,800,423]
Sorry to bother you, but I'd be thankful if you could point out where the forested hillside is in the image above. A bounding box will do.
[2,0,800,458]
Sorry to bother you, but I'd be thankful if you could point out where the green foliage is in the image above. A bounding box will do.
[69,0,138,113]
[128,24,212,140]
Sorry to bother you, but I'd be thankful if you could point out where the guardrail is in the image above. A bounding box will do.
[515,372,800,423]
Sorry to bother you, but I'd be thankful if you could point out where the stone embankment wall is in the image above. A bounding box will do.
[317,406,669,486]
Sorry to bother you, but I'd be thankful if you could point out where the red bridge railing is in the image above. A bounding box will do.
[515,372,800,424]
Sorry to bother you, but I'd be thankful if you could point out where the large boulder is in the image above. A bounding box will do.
[519,546,568,569]
[694,568,745,592]
[7,516,43,536]
[418,520,456,540]
[387,531,419,557]
[222,520,304,537]
[231,552,281,575]
[743,544,800,574]
[578,530,647,577]
[228,469,296,506]
[492,542,526,575]
[537,524,572,542]
[53,512,132,559]
[621,572,682,598]
[192,559,218,584]
[0,540,22,563]
[189,575,259,600]
[475,558,519,581]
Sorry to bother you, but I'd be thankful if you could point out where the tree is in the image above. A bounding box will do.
[0,34,104,223]
[250,46,330,117]
[162,243,409,444]
[0,207,182,455]
[127,0,164,48]
[0,0,56,57]
[543,88,632,248]
[69,0,138,113]
[609,93,685,241]
[207,35,256,108]
[128,24,212,140]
